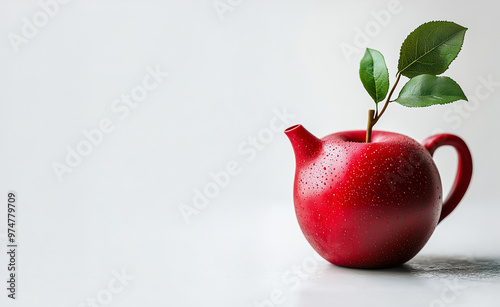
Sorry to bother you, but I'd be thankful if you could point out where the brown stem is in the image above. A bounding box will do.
[372,72,402,126]
[366,109,375,143]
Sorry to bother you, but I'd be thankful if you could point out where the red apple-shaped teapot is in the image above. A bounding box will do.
[285,125,473,268]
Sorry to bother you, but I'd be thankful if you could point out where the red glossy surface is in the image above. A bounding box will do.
[285,125,473,268]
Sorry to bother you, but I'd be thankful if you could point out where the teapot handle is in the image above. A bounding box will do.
[422,134,473,223]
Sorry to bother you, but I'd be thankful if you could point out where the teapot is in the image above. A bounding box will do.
[285,124,473,268]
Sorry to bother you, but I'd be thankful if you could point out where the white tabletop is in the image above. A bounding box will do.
[179,201,500,307]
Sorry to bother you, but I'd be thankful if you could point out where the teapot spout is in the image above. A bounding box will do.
[285,124,323,165]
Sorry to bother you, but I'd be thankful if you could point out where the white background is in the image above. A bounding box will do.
[0,0,499,306]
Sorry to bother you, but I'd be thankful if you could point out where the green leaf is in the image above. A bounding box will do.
[395,74,467,107]
[359,48,389,103]
[398,21,467,78]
